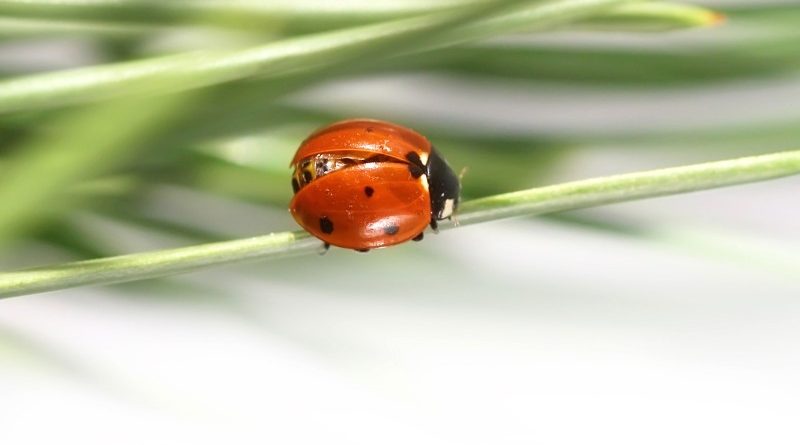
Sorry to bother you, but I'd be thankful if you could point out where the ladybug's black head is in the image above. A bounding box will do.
[426,146,460,222]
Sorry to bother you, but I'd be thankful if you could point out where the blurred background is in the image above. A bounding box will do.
[1,0,799,443]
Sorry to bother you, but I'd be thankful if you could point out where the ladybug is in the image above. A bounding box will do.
[289,119,461,251]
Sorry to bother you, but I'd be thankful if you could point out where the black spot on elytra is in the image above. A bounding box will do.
[413,232,424,242]
[291,177,300,193]
[319,216,334,234]
[364,186,374,197]
[302,170,313,182]
[405,152,422,165]
[365,127,374,133]
[383,224,400,236]
[405,152,425,178]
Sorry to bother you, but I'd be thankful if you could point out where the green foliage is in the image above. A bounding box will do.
[1,0,797,296]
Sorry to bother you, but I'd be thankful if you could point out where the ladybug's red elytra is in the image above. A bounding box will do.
[289,119,461,252]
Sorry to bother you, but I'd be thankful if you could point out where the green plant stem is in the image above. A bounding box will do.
[0,0,718,32]
[456,150,800,224]
[1,149,798,299]
[0,0,681,114]
[0,0,475,25]
[0,17,158,39]
[576,1,724,31]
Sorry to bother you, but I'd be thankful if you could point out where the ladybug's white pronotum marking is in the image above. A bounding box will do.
[440,198,455,219]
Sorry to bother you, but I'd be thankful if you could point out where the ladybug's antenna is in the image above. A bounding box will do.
[451,166,468,227]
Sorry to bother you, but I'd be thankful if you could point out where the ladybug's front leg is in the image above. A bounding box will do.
[318,242,331,255]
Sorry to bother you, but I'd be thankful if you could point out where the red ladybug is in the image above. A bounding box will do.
[289,119,461,251]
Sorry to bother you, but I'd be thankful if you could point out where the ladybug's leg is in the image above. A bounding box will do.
[355,248,370,253]
[429,218,439,233]
[413,232,424,242]
[318,242,331,255]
